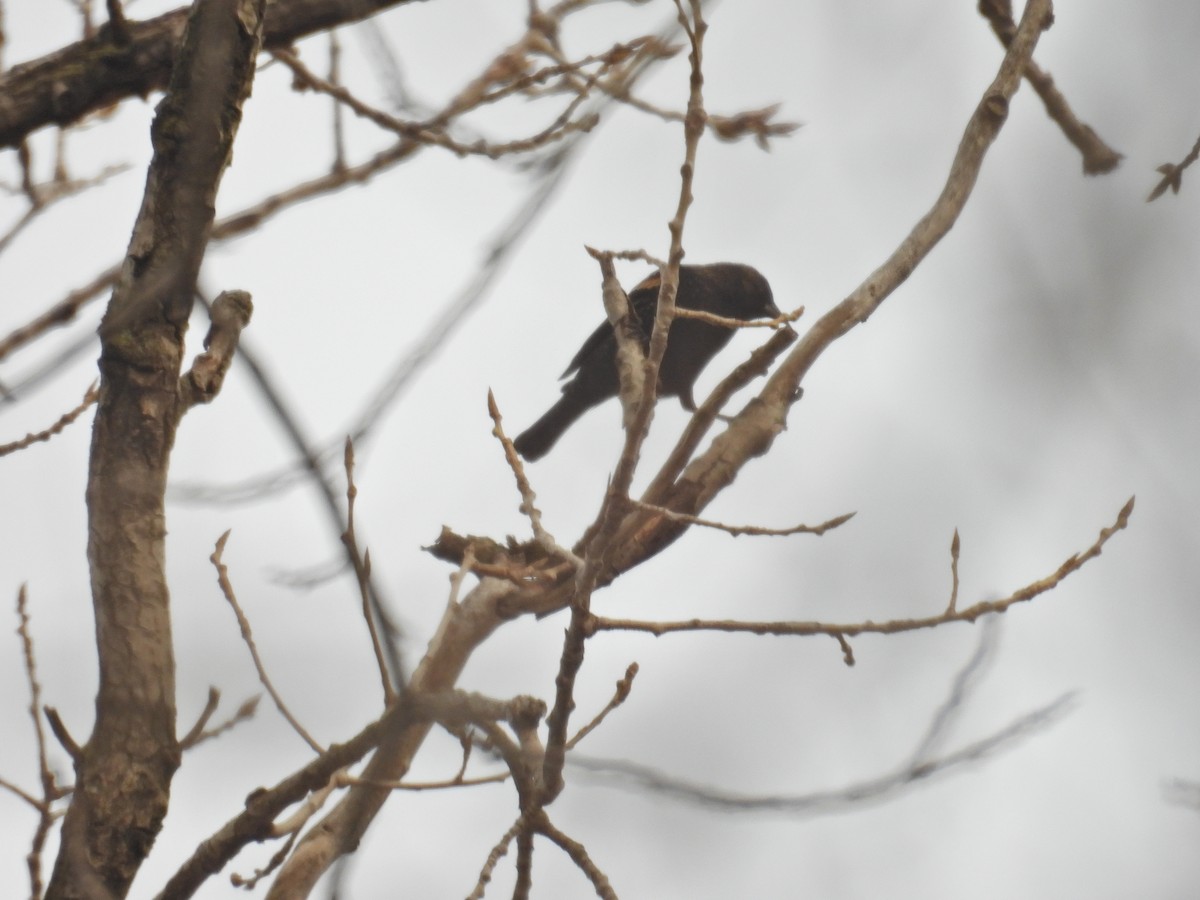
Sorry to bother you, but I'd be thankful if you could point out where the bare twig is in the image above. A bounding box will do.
[569,692,1076,814]
[0,265,116,365]
[210,531,324,754]
[347,771,510,791]
[0,163,129,256]
[177,687,222,750]
[0,382,97,457]
[466,816,525,900]
[342,438,395,703]
[641,324,798,507]
[590,497,1133,642]
[179,693,260,750]
[567,662,638,750]
[536,814,618,900]
[629,501,854,538]
[1147,132,1200,201]
[271,46,599,159]
[231,831,300,891]
[43,707,81,762]
[328,32,346,171]
[978,0,1121,174]
[15,585,63,899]
[946,528,961,614]
[487,390,580,567]
[673,303,803,329]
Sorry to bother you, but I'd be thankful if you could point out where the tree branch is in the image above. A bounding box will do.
[48,0,266,894]
[0,0,430,148]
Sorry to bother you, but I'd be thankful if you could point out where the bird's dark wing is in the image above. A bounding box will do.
[559,271,660,378]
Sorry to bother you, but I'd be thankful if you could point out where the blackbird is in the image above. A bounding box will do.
[514,263,780,460]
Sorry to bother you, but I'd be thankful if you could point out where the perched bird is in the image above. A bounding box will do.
[514,263,780,460]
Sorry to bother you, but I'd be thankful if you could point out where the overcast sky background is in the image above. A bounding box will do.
[2,1,1199,897]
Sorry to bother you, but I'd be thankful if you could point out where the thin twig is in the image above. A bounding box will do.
[16,585,62,899]
[180,694,260,750]
[567,662,638,750]
[590,497,1133,642]
[342,439,395,703]
[42,707,81,762]
[487,390,581,567]
[673,303,803,329]
[210,531,324,754]
[629,501,854,538]
[536,814,618,900]
[0,164,129,256]
[177,687,222,750]
[569,692,1076,814]
[978,0,1121,174]
[946,528,961,614]
[466,815,525,900]
[0,382,96,457]
[272,46,599,159]
[1147,131,1200,201]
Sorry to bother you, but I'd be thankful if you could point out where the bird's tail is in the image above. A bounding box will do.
[513,394,590,460]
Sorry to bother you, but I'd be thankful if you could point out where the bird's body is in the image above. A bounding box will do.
[514,263,779,460]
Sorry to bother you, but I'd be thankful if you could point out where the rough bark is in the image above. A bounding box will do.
[0,0,426,149]
[46,0,265,896]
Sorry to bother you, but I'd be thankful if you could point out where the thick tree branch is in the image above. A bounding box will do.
[47,0,266,895]
[0,0,430,148]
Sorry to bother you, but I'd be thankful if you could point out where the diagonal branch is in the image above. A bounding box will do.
[0,0,429,148]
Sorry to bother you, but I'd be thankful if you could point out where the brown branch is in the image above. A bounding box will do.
[43,707,81,762]
[640,324,798,507]
[271,45,600,159]
[0,162,129,256]
[153,709,396,900]
[628,501,854,538]
[947,528,961,614]
[1147,132,1200,201]
[14,585,64,899]
[210,531,325,754]
[0,382,97,456]
[178,289,253,411]
[590,497,1133,642]
[466,816,525,900]
[566,662,638,750]
[978,0,1121,174]
[0,264,117,364]
[536,814,618,900]
[182,695,261,750]
[157,690,508,898]
[49,0,268,893]
[0,0,433,149]
[488,390,581,566]
[177,687,221,750]
[673,303,803,329]
[341,439,396,703]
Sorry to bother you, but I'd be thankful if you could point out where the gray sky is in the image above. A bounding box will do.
[2,1,1198,897]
